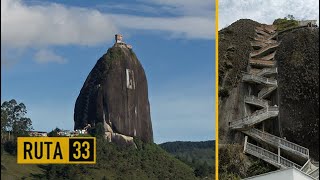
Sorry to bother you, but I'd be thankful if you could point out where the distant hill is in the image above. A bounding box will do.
[160,140,215,152]
[159,140,215,178]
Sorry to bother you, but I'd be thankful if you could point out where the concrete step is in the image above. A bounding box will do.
[251,40,278,49]
[250,43,280,59]
[254,33,278,41]
[250,51,276,61]
[249,59,276,68]
[255,29,272,37]
[244,95,269,108]
[249,58,276,68]
[256,68,277,77]
[249,68,261,75]
[242,73,277,86]
[258,86,277,98]
[256,25,277,34]
[255,51,276,61]
[229,107,279,130]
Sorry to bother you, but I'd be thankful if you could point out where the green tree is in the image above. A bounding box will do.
[1,109,8,141]
[194,161,210,177]
[95,122,105,138]
[47,127,61,137]
[287,14,295,20]
[1,99,33,138]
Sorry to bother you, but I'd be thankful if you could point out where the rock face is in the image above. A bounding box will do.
[218,19,261,143]
[74,45,153,143]
[276,28,319,160]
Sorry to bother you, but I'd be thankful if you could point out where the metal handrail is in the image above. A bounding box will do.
[242,74,277,85]
[246,142,302,169]
[258,86,277,98]
[230,107,278,127]
[246,128,309,157]
[244,95,269,107]
[246,142,279,162]
[244,95,269,106]
[256,68,278,76]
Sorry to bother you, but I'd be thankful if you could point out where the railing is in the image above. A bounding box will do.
[249,59,276,67]
[242,74,277,85]
[280,156,302,169]
[244,95,269,107]
[256,68,277,76]
[280,139,309,157]
[278,25,310,35]
[246,141,278,162]
[309,168,319,178]
[229,107,278,128]
[258,86,277,98]
[244,128,309,158]
[230,108,267,127]
[245,142,302,169]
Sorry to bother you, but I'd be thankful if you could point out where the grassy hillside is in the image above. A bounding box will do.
[1,138,200,180]
[1,151,44,180]
[159,140,215,178]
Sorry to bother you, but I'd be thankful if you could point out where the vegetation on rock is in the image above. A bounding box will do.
[219,144,276,179]
[273,15,299,31]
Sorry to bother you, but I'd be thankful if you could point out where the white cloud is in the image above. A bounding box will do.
[1,0,214,49]
[141,0,214,17]
[1,0,215,64]
[96,3,162,15]
[111,14,214,39]
[219,0,319,29]
[1,0,118,48]
[34,49,67,64]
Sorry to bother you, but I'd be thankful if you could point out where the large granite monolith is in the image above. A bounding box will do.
[74,39,153,144]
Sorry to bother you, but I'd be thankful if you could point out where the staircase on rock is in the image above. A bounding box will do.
[229,24,319,179]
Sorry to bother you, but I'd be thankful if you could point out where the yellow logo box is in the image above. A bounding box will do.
[17,137,96,164]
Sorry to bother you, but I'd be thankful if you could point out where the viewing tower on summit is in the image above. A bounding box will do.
[114,34,132,49]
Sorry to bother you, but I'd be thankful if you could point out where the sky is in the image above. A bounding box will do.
[1,0,216,144]
[219,0,319,29]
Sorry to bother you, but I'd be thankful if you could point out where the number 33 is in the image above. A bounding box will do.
[73,141,90,159]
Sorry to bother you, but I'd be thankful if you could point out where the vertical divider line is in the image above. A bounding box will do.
[215,0,219,179]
